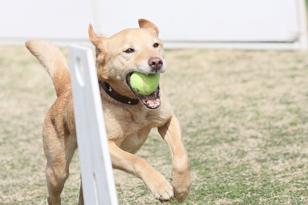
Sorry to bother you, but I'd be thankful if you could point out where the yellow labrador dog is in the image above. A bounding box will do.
[26,19,191,205]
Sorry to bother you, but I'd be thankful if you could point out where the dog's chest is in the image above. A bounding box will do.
[103,104,170,144]
[127,109,162,129]
[120,127,151,153]
[112,112,156,153]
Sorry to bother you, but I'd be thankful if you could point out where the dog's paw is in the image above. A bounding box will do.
[172,169,192,202]
[145,172,174,201]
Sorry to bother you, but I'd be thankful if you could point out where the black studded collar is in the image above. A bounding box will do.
[99,81,139,105]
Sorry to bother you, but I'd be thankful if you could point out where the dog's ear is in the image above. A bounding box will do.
[88,24,108,79]
[88,24,105,47]
[138,19,159,35]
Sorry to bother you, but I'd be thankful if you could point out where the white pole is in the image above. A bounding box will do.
[69,45,118,205]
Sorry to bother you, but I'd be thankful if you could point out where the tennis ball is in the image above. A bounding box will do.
[130,72,160,96]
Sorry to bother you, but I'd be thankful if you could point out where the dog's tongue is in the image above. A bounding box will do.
[138,88,160,109]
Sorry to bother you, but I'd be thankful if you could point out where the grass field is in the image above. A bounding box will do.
[1,46,308,205]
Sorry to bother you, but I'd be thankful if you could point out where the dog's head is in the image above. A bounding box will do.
[89,19,166,109]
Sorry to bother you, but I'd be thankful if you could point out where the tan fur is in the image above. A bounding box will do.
[26,19,191,205]
[25,40,71,97]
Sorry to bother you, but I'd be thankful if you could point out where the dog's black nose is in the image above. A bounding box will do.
[148,57,163,71]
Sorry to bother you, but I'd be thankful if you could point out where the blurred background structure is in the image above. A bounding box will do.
[0,0,307,49]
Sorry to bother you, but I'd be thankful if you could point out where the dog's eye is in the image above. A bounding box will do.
[153,42,159,48]
[124,48,135,53]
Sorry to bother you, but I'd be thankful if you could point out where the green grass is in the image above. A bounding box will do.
[1,46,308,204]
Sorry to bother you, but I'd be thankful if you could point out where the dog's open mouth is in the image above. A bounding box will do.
[126,73,161,109]
[136,87,160,109]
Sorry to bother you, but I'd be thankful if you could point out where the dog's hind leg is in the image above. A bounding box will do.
[43,115,76,205]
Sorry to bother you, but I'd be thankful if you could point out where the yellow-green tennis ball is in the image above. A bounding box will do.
[130,72,160,96]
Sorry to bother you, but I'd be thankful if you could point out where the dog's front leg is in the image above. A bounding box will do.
[108,141,174,201]
[158,116,192,202]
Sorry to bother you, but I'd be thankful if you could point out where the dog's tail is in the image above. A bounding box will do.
[25,40,70,97]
